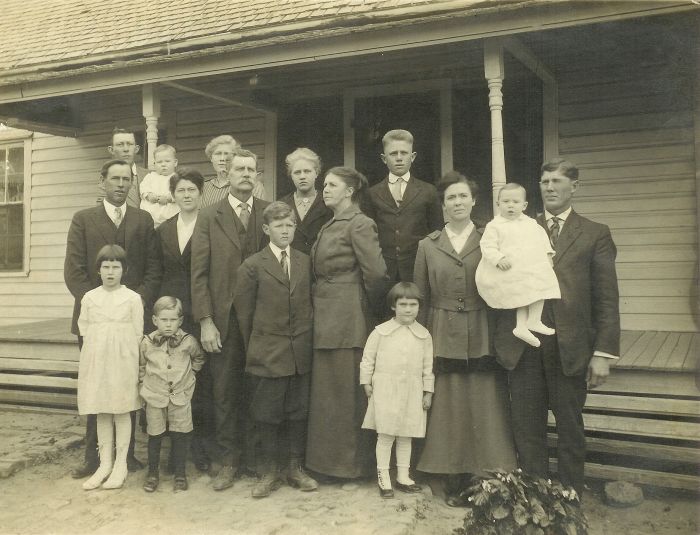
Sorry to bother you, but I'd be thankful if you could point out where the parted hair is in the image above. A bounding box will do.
[153,296,184,317]
[95,244,128,272]
[436,171,479,203]
[204,135,239,159]
[285,147,322,177]
[100,159,132,179]
[497,182,527,201]
[170,167,204,195]
[382,129,414,149]
[230,147,258,166]
[325,166,368,203]
[541,158,579,181]
[387,281,422,308]
[263,201,296,224]
[110,127,137,144]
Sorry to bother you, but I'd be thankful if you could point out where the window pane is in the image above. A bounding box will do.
[7,235,23,270]
[8,205,22,233]
[0,149,6,203]
[0,208,7,235]
[0,236,6,269]
[7,147,24,202]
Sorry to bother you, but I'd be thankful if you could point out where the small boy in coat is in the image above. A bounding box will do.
[233,201,318,498]
[139,296,205,493]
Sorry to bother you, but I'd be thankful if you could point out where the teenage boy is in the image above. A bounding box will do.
[233,201,318,498]
[364,129,443,284]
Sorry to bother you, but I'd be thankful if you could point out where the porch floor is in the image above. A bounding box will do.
[0,318,75,344]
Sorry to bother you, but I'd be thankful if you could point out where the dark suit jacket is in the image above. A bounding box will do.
[156,214,197,333]
[279,192,332,255]
[364,175,443,281]
[493,210,620,376]
[190,197,269,342]
[234,246,313,378]
[64,204,161,335]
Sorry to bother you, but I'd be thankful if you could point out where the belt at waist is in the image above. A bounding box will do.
[430,295,483,312]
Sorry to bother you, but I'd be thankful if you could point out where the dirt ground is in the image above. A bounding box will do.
[0,408,697,535]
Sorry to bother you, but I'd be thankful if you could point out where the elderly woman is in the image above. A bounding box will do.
[201,135,265,207]
[414,172,516,505]
[156,168,214,473]
[306,167,388,479]
[278,148,332,255]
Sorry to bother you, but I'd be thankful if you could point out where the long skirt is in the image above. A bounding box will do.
[306,348,374,478]
[417,370,517,475]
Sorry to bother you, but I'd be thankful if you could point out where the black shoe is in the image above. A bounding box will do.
[194,458,210,473]
[174,476,189,492]
[445,494,470,507]
[378,485,394,499]
[71,462,98,479]
[143,472,159,493]
[395,481,422,493]
[127,455,145,472]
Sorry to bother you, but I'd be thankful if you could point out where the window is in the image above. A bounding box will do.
[0,144,25,271]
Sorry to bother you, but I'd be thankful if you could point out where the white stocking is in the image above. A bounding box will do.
[395,436,414,485]
[376,433,395,490]
[82,414,114,490]
[102,412,131,489]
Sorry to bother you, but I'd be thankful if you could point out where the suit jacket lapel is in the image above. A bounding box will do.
[289,250,302,293]
[215,199,241,249]
[399,176,419,210]
[261,247,289,287]
[252,198,268,249]
[123,206,139,249]
[161,218,183,264]
[435,231,463,262]
[301,195,327,230]
[376,178,399,211]
[459,227,482,259]
[553,211,582,264]
[93,204,117,244]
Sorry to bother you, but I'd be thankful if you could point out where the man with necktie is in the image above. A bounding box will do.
[64,159,161,478]
[493,158,620,497]
[364,129,443,284]
[191,148,270,491]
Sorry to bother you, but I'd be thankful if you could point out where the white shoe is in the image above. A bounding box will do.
[527,322,555,336]
[513,327,541,347]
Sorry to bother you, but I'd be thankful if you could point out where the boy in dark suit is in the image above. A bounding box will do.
[233,201,318,498]
[364,129,443,283]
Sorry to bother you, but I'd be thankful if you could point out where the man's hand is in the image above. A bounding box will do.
[200,317,222,353]
[363,384,373,398]
[497,257,512,271]
[422,392,433,410]
[587,356,610,388]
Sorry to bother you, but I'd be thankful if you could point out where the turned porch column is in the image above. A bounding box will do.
[142,84,161,170]
[484,39,507,214]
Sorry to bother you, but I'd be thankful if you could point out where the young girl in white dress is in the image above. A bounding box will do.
[360,282,434,498]
[77,244,143,490]
[475,183,561,347]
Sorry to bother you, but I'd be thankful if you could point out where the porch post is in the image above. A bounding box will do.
[142,84,161,170]
[484,39,507,214]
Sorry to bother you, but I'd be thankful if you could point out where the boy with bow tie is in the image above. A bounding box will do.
[139,296,205,492]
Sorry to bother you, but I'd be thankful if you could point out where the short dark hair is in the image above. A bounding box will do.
[170,167,204,195]
[95,244,127,272]
[263,201,296,224]
[497,182,527,201]
[387,281,422,308]
[153,296,183,317]
[111,127,137,144]
[100,159,132,179]
[436,171,479,203]
[541,158,579,180]
[325,166,368,203]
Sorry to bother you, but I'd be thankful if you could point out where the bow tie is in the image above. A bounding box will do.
[151,332,183,348]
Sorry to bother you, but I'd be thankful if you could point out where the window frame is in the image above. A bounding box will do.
[0,132,32,277]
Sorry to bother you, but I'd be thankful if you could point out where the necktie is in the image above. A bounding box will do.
[549,216,561,248]
[389,178,403,205]
[280,250,289,282]
[238,203,250,230]
[114,206,123,228]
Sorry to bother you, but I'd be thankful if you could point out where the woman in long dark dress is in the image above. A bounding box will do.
[156,168,214,472]
[306,167,388,479]
[415,172,516,505]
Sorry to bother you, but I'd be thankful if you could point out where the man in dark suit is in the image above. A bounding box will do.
[97,127,148,207]
[494,158,620,496]
[191,148,270,491]
[364,129,443,283]
[64,158,161,478]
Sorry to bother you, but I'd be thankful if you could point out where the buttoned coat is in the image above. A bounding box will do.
[364,175,443,281]
[493,210,620,376]
[64,204,161,335]
[413,227,490,359]
[157,215,194,318]
[279,192,332,255]
[312,205,388,349]
[234,246,313,378]
[190,197,269,342]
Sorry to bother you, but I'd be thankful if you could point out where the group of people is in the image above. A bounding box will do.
[64,126,620,505]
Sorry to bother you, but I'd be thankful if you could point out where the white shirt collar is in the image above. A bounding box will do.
[544,206,572,223]
[388,172,410,184]
[444,221,474,240]
[103,199,126,220]
[227,194,254,212]
[268,242,290,261]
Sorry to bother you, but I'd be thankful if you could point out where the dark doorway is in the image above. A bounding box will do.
[276,97,344,199]
[352,91,441,186]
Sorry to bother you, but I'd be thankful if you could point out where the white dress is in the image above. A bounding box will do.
[139,172,180,227]
[77,286,143,415]
[360,319,434,437]
[475,214,561,309]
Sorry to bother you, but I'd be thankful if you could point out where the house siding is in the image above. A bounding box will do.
[557,64,698,332]
[0,90,270,326]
